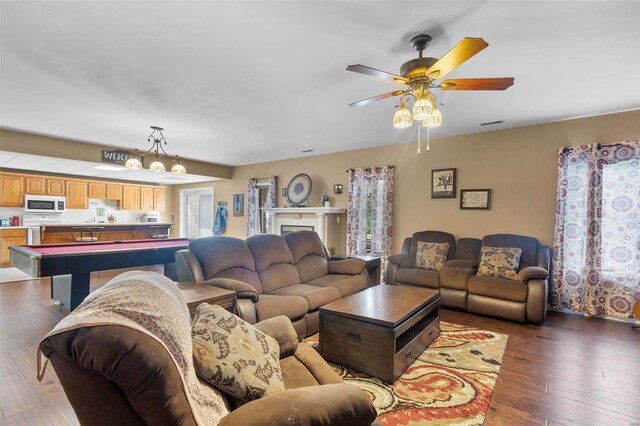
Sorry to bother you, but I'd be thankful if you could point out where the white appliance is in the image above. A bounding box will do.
[24,195,66,213]
[23,214,62,244]
[143,211,162,223]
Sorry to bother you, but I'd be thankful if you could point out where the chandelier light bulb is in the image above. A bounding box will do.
[171,163,186,174]
[125,157,142,169]
[149,160,166,172]
[393,103,413,129]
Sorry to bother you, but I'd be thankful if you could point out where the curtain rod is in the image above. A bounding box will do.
[345,165,394,172]
[561,142,623,153]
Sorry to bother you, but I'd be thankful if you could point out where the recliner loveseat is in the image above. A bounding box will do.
[176,231,368,339]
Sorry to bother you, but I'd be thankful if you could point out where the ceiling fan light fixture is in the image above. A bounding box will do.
[125,157,143,169]
[411,92,434,121]
[393,103,413,129]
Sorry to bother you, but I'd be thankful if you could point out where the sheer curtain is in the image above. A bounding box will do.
[551,140,640,318]
[347,166,394,280]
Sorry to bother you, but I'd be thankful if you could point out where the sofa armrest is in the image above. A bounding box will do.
[175,250,204,283]
[518,266,549,283]
[526,278,548,324]
[204,278,259,302]
[387,253,415,268]
[217,383,377,426]
[253,316,298,358]
[445,259,478,269]
[328,258,365,275]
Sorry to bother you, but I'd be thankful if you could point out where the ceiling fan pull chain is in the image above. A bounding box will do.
[427,127,430,152]
[417,125,421,155]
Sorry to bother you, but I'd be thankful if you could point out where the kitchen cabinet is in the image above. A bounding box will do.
[25,176,46,194]
[47,178,65,196]
[121,185,140,210]
[106,183,122,200]
[66,181,88,209]
[88,181,106,199]
[153,188,166,212]
[0,174,24,207]
[140,186,154,211]
[0,228,27,266]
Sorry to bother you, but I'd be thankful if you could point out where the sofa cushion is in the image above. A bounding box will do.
[477,246,522,280]
[192,304,284,402]
[283,231,329,282]
[247,235,301,292]
[481,234,539,269]
[254,294,309,322]
[395,267,440,288]
[268,284,342,311]
[414,241,449,271]
[304,274,366,297]
[468,275,528,302]
[189,236,263,293]
[409,231,456,258]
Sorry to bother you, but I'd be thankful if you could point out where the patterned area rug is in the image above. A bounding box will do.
[306,321,508,425]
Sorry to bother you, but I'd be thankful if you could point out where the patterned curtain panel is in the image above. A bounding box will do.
[266,176,278,233]
[551,140,640,318]
[347,166,394,281]
[246,178,259,237]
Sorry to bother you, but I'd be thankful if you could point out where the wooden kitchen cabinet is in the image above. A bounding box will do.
[121,185,140,210]
[25,176,46,194]
[47,178,65,196]
[105,183,122,200]
[153,188,166,211]
[0,228,27,266]
[0,173,24,207]
[66,181,88,209]
[88,181,106,199]
[140,186,154,211]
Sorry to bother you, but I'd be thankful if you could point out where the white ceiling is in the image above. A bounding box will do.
[1,1,638,167]
[0,151,219,184]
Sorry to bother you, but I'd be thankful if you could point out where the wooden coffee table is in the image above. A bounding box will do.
[319,285,441,384]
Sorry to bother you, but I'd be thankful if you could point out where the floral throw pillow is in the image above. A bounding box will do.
[477,246,522,280]
[414,241,450,271]
[192,304,284,401]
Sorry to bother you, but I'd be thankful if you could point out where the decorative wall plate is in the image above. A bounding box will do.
[286,173,312,206]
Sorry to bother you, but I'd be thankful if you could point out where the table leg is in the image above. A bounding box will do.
[51,273,90,311]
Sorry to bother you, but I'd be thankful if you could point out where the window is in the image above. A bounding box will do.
[180,188,214,239]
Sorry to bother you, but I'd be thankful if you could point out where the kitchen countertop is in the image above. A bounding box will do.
[40,222,174,227]
[0,226,29,229]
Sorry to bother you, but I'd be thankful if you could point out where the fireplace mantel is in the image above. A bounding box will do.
[261,207,346,246]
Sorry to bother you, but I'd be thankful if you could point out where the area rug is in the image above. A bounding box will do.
[305,321,508,426]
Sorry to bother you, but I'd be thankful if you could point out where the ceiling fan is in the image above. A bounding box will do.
[347,34,514,129]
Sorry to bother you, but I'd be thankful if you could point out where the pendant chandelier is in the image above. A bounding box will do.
[125,126,186,174]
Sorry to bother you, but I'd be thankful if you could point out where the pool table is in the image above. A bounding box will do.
[10,238,190,310]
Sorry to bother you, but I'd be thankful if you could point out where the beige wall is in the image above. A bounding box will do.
[173,110,639,250]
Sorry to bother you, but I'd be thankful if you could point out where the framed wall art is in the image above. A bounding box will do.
[431,168,456,198]
[232,193,244,216]
[460,189,491,210]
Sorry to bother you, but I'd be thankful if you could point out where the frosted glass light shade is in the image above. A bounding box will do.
[125,157,142,169]
[149,160,166,172]
[422,108,443,128]
[171,163,186,174]
[393,104,413,129]
[412,92,435,120]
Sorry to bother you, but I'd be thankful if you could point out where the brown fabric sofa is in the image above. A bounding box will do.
[40,295,377,425]
[386,231,551,323]
[176,231,368,339]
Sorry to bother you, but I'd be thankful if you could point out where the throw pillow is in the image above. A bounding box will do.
[192,304,284,401]
[477,246,522,280]
[414,241,450,271]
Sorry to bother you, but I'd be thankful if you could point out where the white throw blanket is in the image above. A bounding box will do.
[38,271,229,425]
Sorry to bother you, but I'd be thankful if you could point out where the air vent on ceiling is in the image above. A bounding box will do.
[302,149,315,153]
[480,120,504,126]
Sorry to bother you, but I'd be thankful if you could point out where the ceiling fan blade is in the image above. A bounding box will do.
[439,77,515,90]
[424,37,489,80]
[347,64,409,85]
[349,90,405,107]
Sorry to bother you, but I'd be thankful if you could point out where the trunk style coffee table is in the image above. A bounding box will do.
[319,284,441,384]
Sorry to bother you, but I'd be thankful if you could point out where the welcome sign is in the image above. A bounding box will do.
[102,150,143,166]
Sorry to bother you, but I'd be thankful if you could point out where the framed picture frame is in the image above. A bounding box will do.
[431,168,456,198]
[460,189,491,210]
[280,225,314,234]
[232,193,244,216]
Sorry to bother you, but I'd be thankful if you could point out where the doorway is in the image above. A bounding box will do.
[180,188,214,239]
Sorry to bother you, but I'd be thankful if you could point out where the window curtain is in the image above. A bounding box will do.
[551,140,640,318]
[347,166,394,281]
[246,178,259,237]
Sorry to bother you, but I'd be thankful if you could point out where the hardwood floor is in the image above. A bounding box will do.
[1,274,639,425]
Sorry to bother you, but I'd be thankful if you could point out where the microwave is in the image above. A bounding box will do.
[24,195,66,213]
